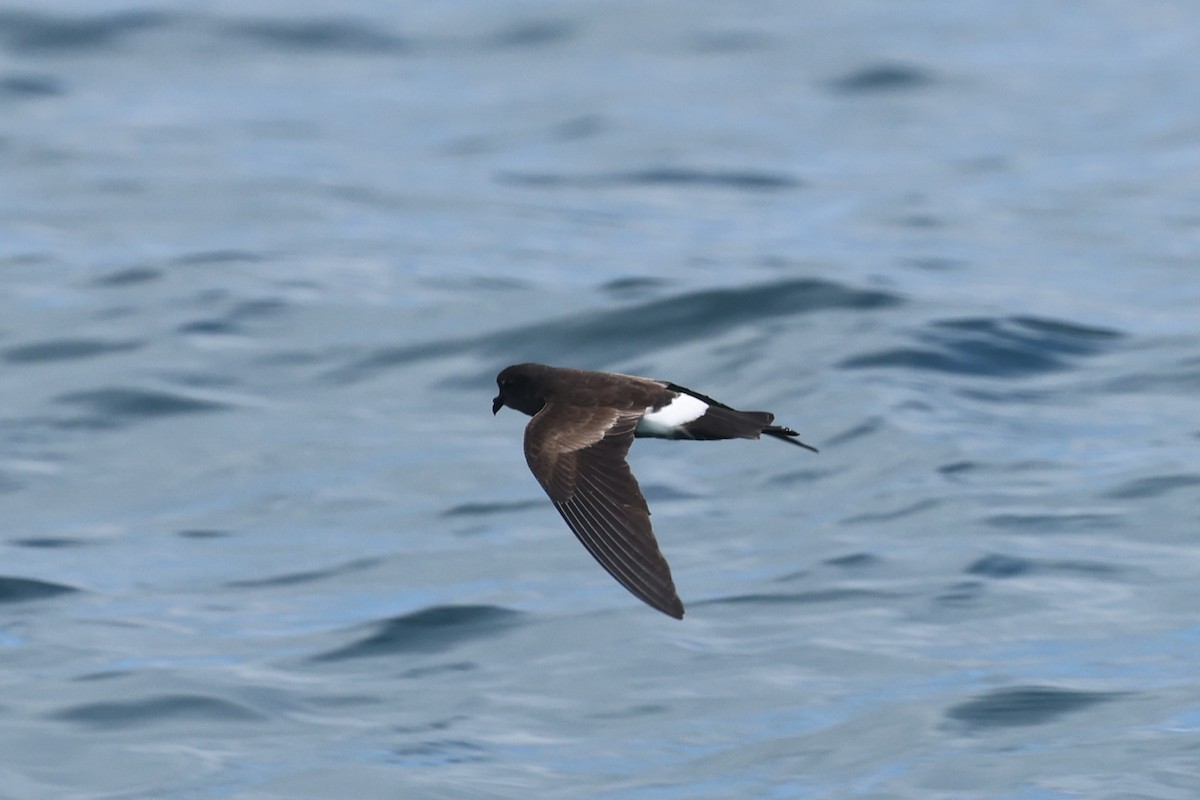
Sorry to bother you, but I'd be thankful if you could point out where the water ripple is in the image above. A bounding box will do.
[441,499,544,518]
[700,588,900,609]
[497,167,801,191]
[225,557,382,590]
[966,553,1121,579]
[2,339,141,363]
[946,686,1123,730]
[54,387,231,427]
[10,537,90,549]
[172,249,263,266]
[221,17,407,54]
[50,694,265,729]
[840,316,1123,378]
[177,297,289,337]
[0,10,171,53]
[843,498,940,524]
[329,279,900,384]
[0,576,78,604]
[490,19,577,48]
[983,511,1121,532]
[823,552,882,569]
[311,605,523,661]
[1104,474,1200,500]
[91,267,162,287]
[828,63,934,93]
[0,73,64,98]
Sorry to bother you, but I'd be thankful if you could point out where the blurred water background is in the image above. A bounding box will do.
[3,2,1200,798]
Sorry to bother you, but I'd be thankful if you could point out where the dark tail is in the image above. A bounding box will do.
[682,406,819,453]
[763,425,819,453]
[662,383,818,453]
[680,405,776,441]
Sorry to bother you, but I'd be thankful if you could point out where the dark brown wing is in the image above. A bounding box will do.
[523,402,684,619]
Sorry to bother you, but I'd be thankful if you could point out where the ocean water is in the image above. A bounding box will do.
[3,2,1200,798]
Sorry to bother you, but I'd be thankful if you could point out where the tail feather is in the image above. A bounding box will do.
[681,405,773,441]
[660,382,818,452]
[763,425,819,452]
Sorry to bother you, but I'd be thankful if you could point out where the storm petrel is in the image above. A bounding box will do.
[492,363,817,619]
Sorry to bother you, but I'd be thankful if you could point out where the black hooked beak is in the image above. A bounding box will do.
[492,394,504,415]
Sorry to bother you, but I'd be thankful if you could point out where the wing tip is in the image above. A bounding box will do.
[639,586,684,619]
[633,587,682,618]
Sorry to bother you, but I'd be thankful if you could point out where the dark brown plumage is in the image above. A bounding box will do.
[493,363,817,619]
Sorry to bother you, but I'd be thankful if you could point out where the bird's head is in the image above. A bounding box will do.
[493,363,548,417]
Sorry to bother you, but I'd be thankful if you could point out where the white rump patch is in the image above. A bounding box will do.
[636,393,708,438]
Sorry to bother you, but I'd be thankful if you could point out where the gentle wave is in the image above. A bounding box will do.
[497,167,802,191]
[310,604,524,661]
[53,387,231,428]
[50,694,265,730]
[0,9,170,54]
[328,279,901,385]
[224,557,383,590]
[827,63,934,93]
[0,576,78,604]
[946,686,1123,730]
[840,315,1123,377]
[2,339,141,363]
[965,553,1121,579]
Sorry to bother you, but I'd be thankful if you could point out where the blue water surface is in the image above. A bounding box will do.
[2,2,1199,798]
